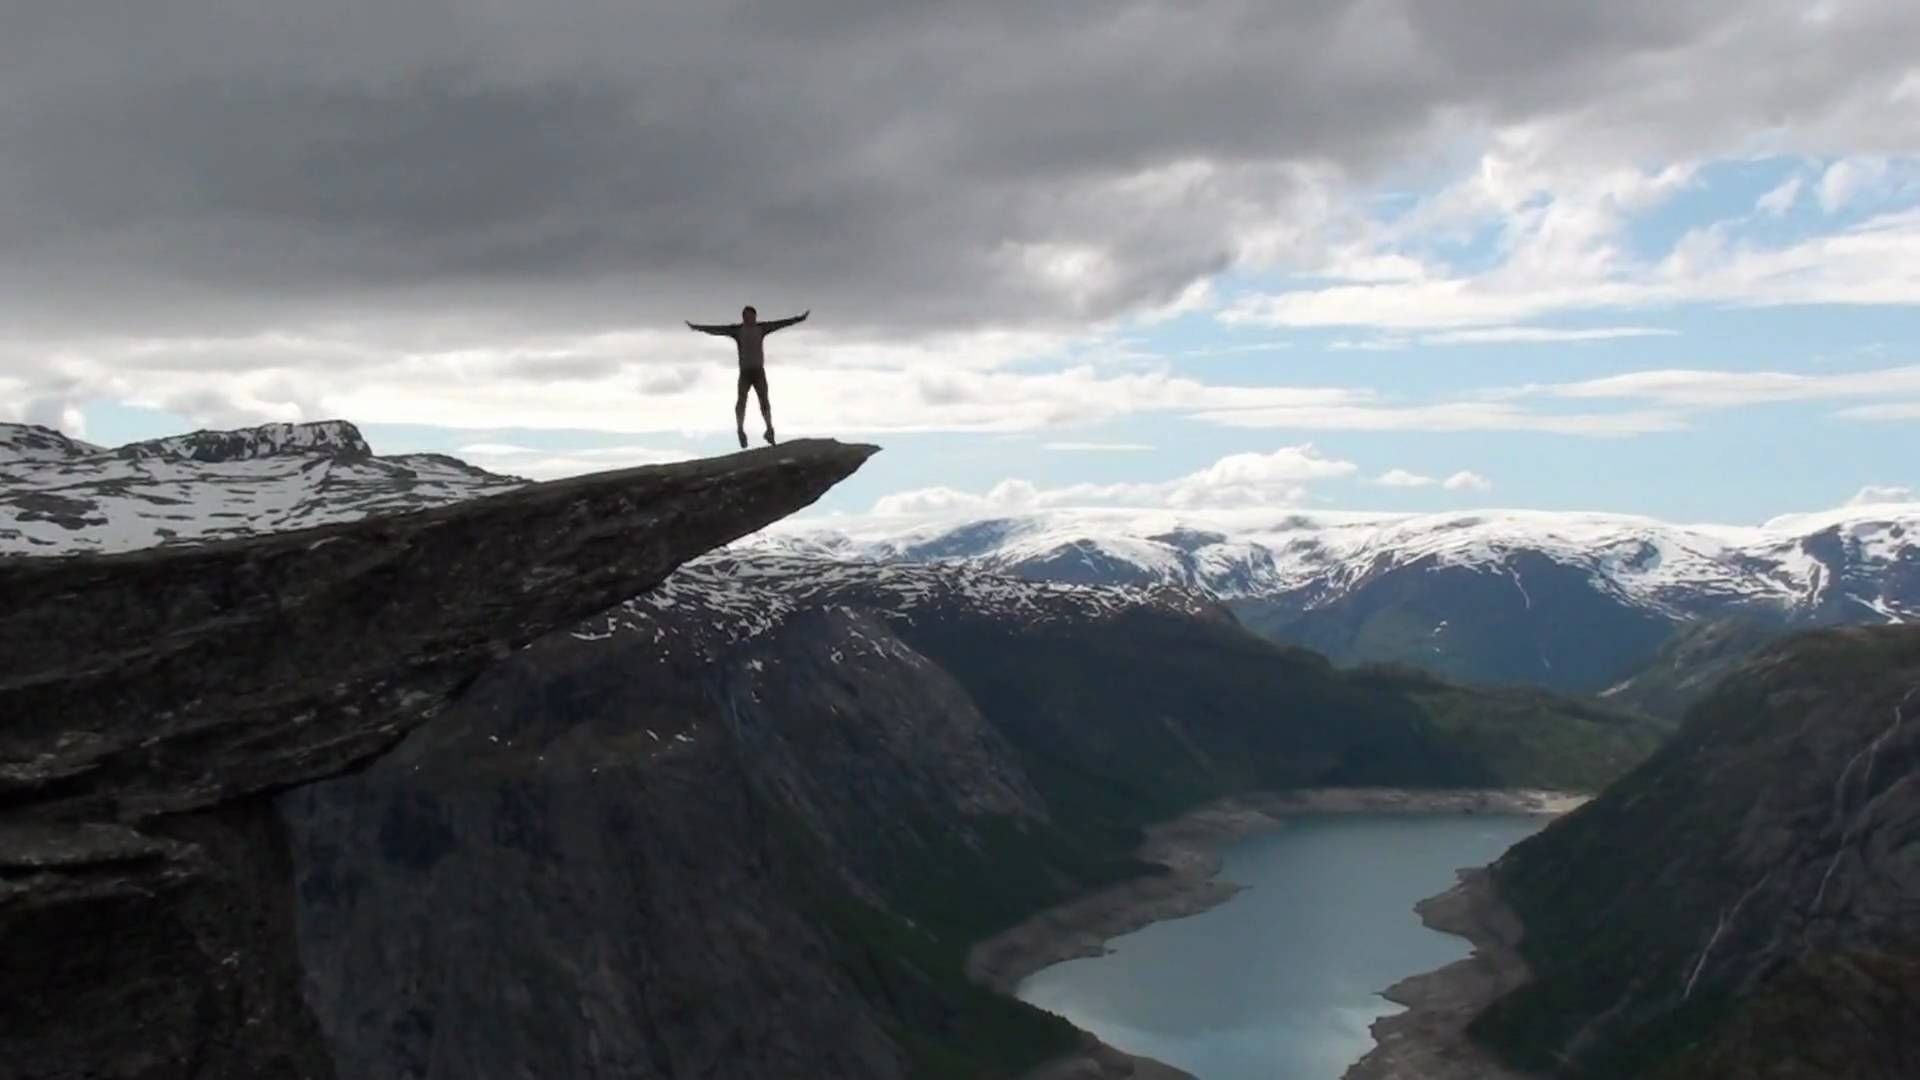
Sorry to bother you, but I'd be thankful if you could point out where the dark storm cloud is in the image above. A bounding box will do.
[0,0,1914,344]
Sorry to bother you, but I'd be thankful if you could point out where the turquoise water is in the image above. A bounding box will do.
[1016,814,1544,1080]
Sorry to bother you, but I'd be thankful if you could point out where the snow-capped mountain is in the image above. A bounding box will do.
[567,551,1223,662]
[760,506,1919,619]
[10,416,1912,695]
[1,420,1220,650]
[111,418,376,462]
[0,423,103,462]
[0,420,521,555]
[753,503,1920,692]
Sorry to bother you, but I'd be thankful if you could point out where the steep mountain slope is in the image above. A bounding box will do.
[0,439,873,1080]
[1463,625,1920,1079]
[3,420,1663,1079]
[283,552,1656,1080]
[1598,616,1794,721]
[767,506,1920,693]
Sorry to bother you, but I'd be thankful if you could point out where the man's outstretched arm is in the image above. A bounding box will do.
[686,321,739,337]
[760,310,810,333]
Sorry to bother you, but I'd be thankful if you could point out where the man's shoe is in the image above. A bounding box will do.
[763,428,778,445]
[736,428,749,449]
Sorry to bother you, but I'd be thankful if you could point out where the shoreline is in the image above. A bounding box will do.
[971,787,1583,1080]
[1339,869,1537,1080]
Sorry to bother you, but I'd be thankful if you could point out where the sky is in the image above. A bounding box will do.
[3,1,1918,525]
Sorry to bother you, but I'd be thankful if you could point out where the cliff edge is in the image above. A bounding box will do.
[0,440,874,1080]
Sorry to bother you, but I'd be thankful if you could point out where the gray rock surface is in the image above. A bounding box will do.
[282,602,1011,1079]
[0,440,874,1080]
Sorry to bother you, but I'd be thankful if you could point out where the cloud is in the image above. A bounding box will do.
[1173,341,1293,358]
[6,7,1920,332]
[1836,401,1920,420]
[1222,203,1920,332]
[1418,326,1676,345]
[1512,363,1920,408]
[1373,468,1435,487]
[1817,156,1890,213]
[1042,441,1155,452]
[1334,325,1678,349]
[636,365,707,395]
[871,445,1357,515]
[1755,174,1805,216]
[16,324,1710,439]
[1224,114,1920,339]
[1191,400,1687,436]
[1443,470,1494,492]
[5,1,1920,440]
[1845,484,1916,506]
[20,397,88,438]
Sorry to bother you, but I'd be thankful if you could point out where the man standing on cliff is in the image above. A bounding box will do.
[686,305,809,448]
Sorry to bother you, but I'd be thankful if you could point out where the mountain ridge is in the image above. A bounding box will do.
[1,419,1665,1079]
[764,504,1919,619]
[0,419,522,554]
[757,504,1918,691]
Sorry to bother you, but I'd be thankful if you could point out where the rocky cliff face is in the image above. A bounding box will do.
[1466,625,1920,1079]
[1,420,1664,1080]
[0,440,874,1080]
[278,550,1663,1080]
[282,597,1050,1080]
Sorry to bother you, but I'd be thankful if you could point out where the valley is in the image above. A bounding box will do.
[3,419,1914,1079]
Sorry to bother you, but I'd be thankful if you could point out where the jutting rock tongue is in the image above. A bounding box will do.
[0,440,875,1080]
[1,439,876,818]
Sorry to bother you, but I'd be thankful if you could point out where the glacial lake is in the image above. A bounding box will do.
[1015,813,1545,1080]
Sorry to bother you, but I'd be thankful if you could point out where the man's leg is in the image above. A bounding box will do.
[754,370,776,445]
[734,370,751,449]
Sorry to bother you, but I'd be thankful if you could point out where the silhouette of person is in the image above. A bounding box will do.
[686,305,808,448]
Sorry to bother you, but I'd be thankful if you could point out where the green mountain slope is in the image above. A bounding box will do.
[1468,625,1920,1079]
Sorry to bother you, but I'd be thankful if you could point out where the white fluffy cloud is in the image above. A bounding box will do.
[1222,159,1920,335]
[1755,174,1805,216]
[1817,157,1891,213]
[1511,363,1920,409]
[16,327,1769,441]
[1846,484,1916,506]
[4,332,1357,437]
[871,445,1359,515]
[1372,468,1434,487]
[869,447,1507,516]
